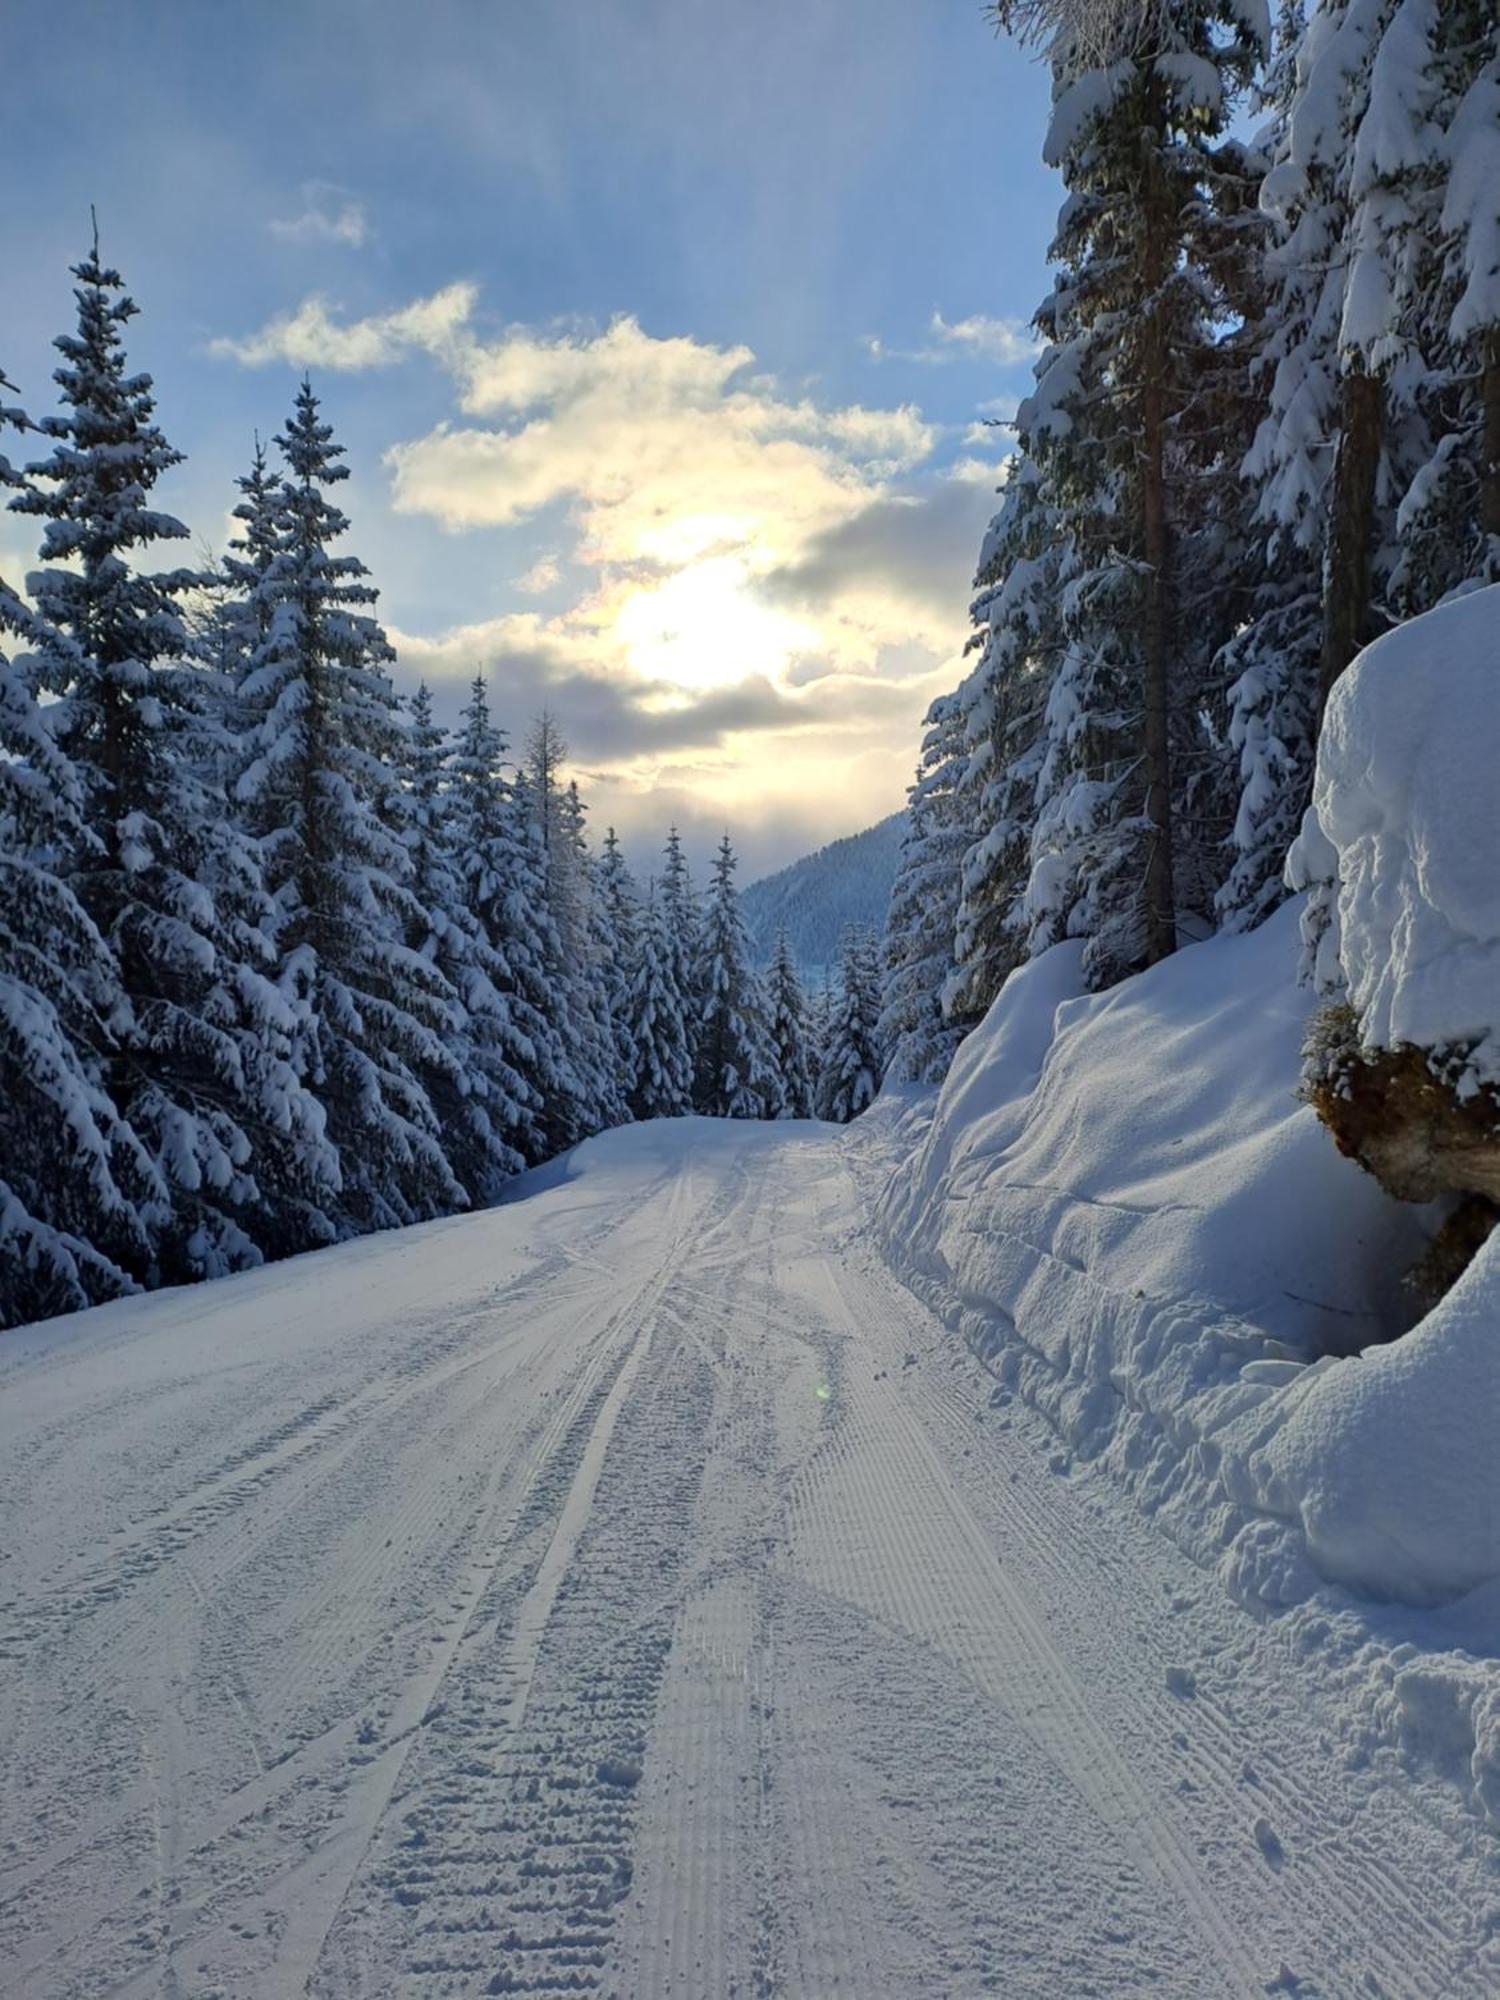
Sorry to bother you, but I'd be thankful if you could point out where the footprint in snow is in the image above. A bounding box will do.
[1254,1814,1286,1869]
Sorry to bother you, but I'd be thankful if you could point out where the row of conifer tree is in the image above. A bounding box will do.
[880,0,1498,1086]
[0,245,883,1332]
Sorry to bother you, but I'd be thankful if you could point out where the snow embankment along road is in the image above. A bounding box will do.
[4,1117,1497,1998]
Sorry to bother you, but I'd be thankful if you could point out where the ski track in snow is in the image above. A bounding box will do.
[2,1122,1496,1998]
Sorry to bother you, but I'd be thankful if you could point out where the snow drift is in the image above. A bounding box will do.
[878,903,1500,1611]
[878,908,1427,1598]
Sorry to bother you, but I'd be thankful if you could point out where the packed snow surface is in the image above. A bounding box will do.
[5,1114,1498,1996]
[1296,585,1500,1085]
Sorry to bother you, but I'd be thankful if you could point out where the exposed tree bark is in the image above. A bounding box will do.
[1319,363,1383,713]
[1482,327,1500,562]
[1138,75,1176,967]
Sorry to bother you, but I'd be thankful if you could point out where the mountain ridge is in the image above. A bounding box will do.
[740,813,903,978]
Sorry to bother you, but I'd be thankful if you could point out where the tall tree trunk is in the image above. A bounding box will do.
[1482,327,1500,566]
[1319,363,1383,712]
[1139,83,1176,967]
[1141,368,1176,965]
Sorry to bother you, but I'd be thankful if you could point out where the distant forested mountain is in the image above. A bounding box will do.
[741,816,903,980]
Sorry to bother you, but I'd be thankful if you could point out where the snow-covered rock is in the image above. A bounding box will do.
[1290,585,1500,1091]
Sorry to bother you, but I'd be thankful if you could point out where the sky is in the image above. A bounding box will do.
[2,0,1057,880]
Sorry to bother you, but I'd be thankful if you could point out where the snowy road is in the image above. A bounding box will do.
[1,1120,1493,1999]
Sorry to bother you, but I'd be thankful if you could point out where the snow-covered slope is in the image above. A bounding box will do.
[874,888,1500,1590]
[740,813,903,976]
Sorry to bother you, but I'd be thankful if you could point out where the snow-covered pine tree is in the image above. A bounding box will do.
[1242,1,1437,680]
[693,832,775,1118]
[521,731,623,1143]
[1218,0,1499,926]
[0,370,161,1325]
[805,976,830,1096]
[447,673,566,1163]
[559,781,628,1131]
[988,0,1268,987]
[815,926,884,1125]
[14,238,335,1280]
[1387,1,1500,603]
[949,457,1061,1019]
[198,435,278,686]
[624,888,695,1120]
[236,379,464,1232]
[597,825,642,1100]
[525,709,568,860]
[659,825,702,1022]
[881,690,976,1084]
[1213,0,1330,929]
[401,681,534,1198]
[764,928,814,1119]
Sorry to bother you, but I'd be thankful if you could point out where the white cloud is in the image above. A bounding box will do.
[212,284,975,829]
[861,312,1041,369]
[516,554,562,595]
[209,282,477,370]
[927,310,1040,365]
[269,184,370,248]
[380,314,940,578]
[946,454,1012,487]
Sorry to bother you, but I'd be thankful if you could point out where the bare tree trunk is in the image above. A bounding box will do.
[1139,80,1176,968]
[1141,368,1176,964]
[1482,327,1500,563]
[1319,363,1382,712]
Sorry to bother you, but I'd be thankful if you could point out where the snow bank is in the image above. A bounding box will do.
[1255,1232,1500,1603]
[873,901,1500,1611]
[1291,585,1500,1088]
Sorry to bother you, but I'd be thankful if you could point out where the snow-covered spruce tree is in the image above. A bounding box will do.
[197,435,278,688]
[1388,1,1500,604]
[1213,0,1329,930]
[562,782,629,1130]
[882,691,976,1084]
[988,0,1268,987]
[624,888,695,1120]
[949,457,1061,1019]
[1219,0,1500,927]
[236,380,464,1232]
[764,928,815,1119]
[659,825,702,1023]
[815,926,884,1125]
[447,674,565,1163]
[14,241,336,1280]
[0,371,162,1324]
[693,832,775,1118]
[1241,1,1436,691]
[400,682,534,1198]
[523,748,623,1143]
[597,825,643,1101]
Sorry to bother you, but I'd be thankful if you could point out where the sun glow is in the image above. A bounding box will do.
[613,551,820,693]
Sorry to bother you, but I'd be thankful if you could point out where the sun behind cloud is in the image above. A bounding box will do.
[613,551,821,694]
[210,285,1016,851]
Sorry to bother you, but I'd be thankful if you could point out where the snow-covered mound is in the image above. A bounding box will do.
[1255,1231,1500,1605]
[874,900,1500,1609]
[1291,584,1500,1085]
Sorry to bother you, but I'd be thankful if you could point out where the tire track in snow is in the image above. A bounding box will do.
[306,1155,726,1996]
[787,1249,1268,1998]
[1,1178,696,2000]
[853,1222,1489,1999]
